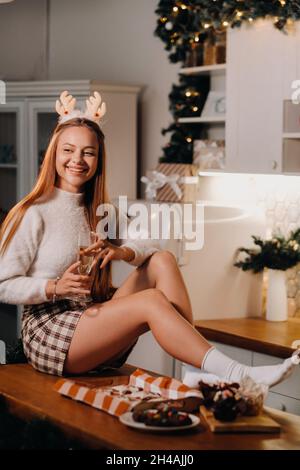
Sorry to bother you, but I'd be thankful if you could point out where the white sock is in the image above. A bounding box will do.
[202,347,299,387]
[182,363,220,387]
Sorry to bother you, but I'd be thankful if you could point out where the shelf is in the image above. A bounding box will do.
[198,169,227,175]
[283,133,300,139]
[178,116,226,124]
[0,163,17,169]
[180,64,227,76]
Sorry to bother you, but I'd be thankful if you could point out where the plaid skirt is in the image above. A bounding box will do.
[21,297,137,377]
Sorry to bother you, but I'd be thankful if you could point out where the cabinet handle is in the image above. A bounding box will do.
[280,403,287,412]
[272,160,278,170]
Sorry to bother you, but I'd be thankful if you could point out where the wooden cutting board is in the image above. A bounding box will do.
[200,406,281,433]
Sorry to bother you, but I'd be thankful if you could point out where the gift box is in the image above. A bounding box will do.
[193,140,225,170]
[203,32,226,66]
[141,163,200,203]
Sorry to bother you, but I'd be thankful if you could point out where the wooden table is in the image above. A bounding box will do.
[195,317,300,358]
[1,364,300,450]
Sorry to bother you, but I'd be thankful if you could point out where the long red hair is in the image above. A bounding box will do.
[0,117,113,302]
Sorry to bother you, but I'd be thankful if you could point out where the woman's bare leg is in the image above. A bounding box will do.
[64,288,211,375]
[112,250,193,325]
[90,250,193,367]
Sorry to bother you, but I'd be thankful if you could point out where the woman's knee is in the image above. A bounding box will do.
[149,250,177,269]
[83,288,170,323]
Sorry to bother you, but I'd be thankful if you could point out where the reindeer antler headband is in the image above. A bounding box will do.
[55,90,107,127]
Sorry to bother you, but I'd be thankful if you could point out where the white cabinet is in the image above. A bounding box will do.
[226,20,300,175]
[181,21,300,175]
[0,102,26,343]
[4,80,140,200]
[265,392,300,415]
[0,101,26,206]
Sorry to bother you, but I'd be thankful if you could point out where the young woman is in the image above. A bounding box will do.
[0,91,298,385]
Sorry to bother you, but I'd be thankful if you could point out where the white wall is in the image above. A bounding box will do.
[0,0,48,80]
[48,0,180,193]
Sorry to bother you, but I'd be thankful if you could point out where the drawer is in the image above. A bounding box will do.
[265,391,300,416]
[211,341,252,365]
[253,352,300,400]
[126,331,174,377]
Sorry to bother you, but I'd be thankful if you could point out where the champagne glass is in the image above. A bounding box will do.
[78,230,97,275]
[65,230,97,303]
[76,230,98,302]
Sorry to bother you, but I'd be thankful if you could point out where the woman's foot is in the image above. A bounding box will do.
[190,348,300,388]
[182,363,220,387]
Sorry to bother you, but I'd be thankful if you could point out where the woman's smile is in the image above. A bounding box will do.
[65,165,89,175]
[55,126,99,192]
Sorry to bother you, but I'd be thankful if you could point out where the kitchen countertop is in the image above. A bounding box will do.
[1,363,300,450]
[195,317,300,358]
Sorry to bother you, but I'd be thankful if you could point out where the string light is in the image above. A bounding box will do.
[192,106,199,112]
[156,0,300,67]
[186,137,192,143]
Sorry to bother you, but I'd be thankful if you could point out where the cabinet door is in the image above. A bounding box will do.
[0,102,26,343]
[226,20,292,174]
[126,331,175,377]
[0,101,26,208]
[27,99,59,192]
[265,392,300,416]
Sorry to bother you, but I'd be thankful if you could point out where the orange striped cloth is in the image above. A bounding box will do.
[54,368,203,417]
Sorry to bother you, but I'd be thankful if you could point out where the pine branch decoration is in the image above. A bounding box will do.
[234,229,300,273]
[155,0,300,64]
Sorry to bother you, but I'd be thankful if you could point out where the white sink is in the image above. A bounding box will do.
[170,202,266,320]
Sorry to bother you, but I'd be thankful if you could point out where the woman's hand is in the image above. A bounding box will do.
[46,261,92,300]
[83,234,135,269]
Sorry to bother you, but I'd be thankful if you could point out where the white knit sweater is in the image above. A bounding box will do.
[0,187,160,305]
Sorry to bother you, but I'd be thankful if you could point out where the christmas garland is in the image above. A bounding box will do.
[155,0,300,64]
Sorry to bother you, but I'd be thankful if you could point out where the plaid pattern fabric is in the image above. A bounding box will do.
[21,298,137,377]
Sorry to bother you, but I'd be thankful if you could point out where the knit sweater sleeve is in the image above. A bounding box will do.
[0,206,49,305]
[110,206,161,267]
